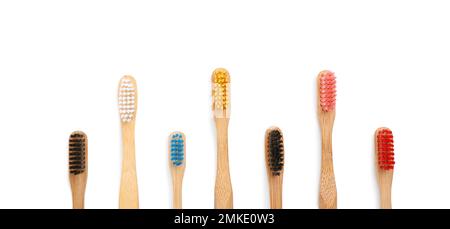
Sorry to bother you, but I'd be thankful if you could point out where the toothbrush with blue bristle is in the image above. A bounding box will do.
[169,131,186,209]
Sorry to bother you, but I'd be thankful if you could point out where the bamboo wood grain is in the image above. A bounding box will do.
[265,127,283,209]
[69,131,87,209]
[378,169,393,209]
[119,76,139,209]
[119,122,139,208]
[214,118,233,209]
[375,129,393,209]
[170,133,186,209]
[268,176,283,209]
[70,174,87,209]
[317,73,337,209]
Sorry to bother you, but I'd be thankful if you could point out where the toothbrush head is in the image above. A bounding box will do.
[118,75,137,123]
[69,131,87,175]
[376,127,395,170]
[212,68,230,118]
[170,132,185,167]
[265,127,284,176]
[318,70,336,112]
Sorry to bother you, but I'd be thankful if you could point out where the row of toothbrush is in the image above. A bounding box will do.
[68,69,395,209]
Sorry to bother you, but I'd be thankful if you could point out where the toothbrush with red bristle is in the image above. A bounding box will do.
[317,70,337,209]
[375,127,395,209]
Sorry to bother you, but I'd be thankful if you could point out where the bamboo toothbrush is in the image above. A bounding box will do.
[118,75,139,209]
[375,127,395,209]
[169,132,186,209]
[265,127,284,209]
[212,68,233,209]
[68,131,88,209]
[317,70,337,209]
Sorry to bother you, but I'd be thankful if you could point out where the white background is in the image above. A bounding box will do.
[0,0,449,209]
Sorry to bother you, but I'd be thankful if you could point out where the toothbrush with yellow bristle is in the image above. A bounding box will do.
[212,68,233,209]
[317,70,337,209]
[118,75,139,209]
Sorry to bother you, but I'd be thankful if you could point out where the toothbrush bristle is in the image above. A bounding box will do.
[376,128,395,170]
[319,71,336,112]
[266,128,284,176]
[170,132,185,167]
[69,131,87,175]
[212,68,230,115]
[118,76,137,123]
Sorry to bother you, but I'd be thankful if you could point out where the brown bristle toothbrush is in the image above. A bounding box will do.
[265,127,284,209]
[118,75,139,209]
[375,127,395,209]
[212,68,233,209]
[169,132,186,209]
[68,131,88,209]
[317,70,337,209]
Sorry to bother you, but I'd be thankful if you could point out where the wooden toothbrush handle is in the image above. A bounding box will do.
[119,123,139,209]
[269,176,283,209]
[173,181,183,209]
[214,118,233,209]
[319,123,337,209]
[70,175,87,209]
[72,191,85,209]
[379,173,393,209]
[380,185,392,209]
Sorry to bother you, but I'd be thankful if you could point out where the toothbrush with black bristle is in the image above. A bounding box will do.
[68,131,88,209]
[265,127,284,209]
[169,132,186,209]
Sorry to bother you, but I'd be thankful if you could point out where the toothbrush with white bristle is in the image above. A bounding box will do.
[118,75,139,209]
